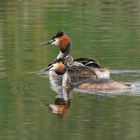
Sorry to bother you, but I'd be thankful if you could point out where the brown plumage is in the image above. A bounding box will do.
[59,35,70,49]
[78,79,130,90]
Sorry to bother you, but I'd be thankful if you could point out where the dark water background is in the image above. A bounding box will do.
[0,0,140,140]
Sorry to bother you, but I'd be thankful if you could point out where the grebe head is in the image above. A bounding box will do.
[41,31,71,56]
[44,58,66,75]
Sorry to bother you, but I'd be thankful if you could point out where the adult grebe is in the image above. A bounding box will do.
[45,58,132,91]
[40,31,110,79]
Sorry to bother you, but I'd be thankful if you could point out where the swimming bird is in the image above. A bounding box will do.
[45,58,132,91]
[40,31,110,79]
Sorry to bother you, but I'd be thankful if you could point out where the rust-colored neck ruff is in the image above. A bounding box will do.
[59,35,71,54]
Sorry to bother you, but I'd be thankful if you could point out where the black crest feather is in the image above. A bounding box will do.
[52,31,64,39]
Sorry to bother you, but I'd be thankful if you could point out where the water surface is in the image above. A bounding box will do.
[0,0,140,140]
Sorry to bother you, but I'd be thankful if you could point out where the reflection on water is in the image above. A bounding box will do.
[0,0,140,140]
[45,69,140,117]
[46,95,70,117]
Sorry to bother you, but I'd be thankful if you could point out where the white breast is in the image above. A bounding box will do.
[49,71,62,93]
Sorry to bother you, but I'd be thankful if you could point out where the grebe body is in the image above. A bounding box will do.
[45,58,131,91]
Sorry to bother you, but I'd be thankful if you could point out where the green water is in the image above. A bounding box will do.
[0,0,140,140]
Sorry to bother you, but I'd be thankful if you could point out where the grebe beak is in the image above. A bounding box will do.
[40,37,60,46]
[40,39,54,45]
[41,64,53,72]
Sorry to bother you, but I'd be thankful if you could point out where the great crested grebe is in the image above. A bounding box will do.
[45,58,132,91]
[40,31,110,79]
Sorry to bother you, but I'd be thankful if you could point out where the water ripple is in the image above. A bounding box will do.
[111,70,140,74]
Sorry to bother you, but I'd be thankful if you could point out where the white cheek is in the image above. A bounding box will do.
[50,64,59,71]
[51,38,59,46]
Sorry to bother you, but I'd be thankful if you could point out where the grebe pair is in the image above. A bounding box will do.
[40,32,131,91]
[41,32,110,80]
